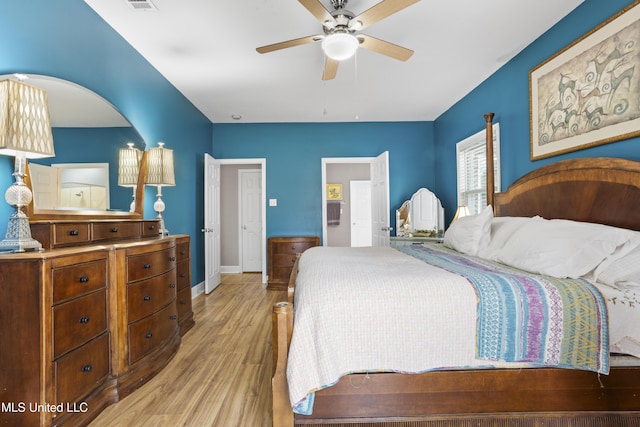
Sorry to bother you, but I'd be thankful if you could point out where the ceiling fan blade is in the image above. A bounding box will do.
[256,35,322,54]
[352,0,420,30]
[358,34,414,61]
[322,57,339,80]
[299,0,336,26]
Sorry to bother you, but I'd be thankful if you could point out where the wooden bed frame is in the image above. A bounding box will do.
[271,114,640,427]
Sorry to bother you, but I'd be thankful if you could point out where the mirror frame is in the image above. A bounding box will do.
[25,151,147,220]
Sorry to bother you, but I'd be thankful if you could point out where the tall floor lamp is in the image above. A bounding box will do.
[118,142,142,212]
[0,79,55,252]
[145,142,175,235]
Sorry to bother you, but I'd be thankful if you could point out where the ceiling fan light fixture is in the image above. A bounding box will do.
[321,33,359,61]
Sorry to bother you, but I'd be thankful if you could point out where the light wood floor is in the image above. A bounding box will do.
[90,273,284,427]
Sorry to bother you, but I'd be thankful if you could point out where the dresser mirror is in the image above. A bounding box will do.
[395,188,445,237]
[0,74,148,220]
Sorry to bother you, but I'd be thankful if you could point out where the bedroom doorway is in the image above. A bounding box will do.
[321,152,390,247]
[204,156,267,287]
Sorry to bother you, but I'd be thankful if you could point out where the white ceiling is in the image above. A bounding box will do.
[84,0,584,124]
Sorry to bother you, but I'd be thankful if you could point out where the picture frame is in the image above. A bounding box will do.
[530,1,640,160]
[327,183,343,201]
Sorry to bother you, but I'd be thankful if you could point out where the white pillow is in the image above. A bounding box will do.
[594,237,640,289]
[443,205,493,256]
[496,217,637,278]
[477,216,533,261]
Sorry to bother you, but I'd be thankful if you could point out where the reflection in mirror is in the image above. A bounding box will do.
[395,188,444,237]
[29,162,110,210]
[0,73,146,218]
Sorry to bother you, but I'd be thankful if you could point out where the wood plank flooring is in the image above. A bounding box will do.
[90,273,284,427]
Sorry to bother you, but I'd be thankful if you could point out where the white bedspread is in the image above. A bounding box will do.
[288,246,501,413]
[286,245,640,414]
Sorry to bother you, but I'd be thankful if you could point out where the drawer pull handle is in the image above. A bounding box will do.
[145,332,153,339]
[180,250,186,255]
[82,364,92,373]
[169,256,176,262]
[180,300,187,305]
[79,275,89,283]
[170,315,177,320]
[143,295,151,301]
[143,263,151,269]
[79,316,90,324]
[148,224,156,230]
[69,230,79,236]
[111,227,119,233]
[180,273,186,278]
[169,283,176,288]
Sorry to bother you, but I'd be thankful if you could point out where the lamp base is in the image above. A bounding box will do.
[0,209,42,253]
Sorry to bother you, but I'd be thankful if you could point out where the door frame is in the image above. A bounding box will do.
[221,159,267,284]
[321,156,373,246]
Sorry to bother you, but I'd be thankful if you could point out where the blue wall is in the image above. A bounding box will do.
[3,0,638,286]
[212,121,435,240]
[0,0,211,284]
[434,0,640,223]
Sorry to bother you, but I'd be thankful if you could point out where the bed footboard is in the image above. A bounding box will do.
[272,301,294,427]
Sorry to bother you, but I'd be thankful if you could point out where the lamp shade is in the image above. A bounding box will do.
[0,80,55,159]
[452,205,470,222]
[145,142,175,186]
[322,33,359,61]
[118,142,142,187]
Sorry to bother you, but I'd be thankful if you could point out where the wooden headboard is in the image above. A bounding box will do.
[483,113,640,231]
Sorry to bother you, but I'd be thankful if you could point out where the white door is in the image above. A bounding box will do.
[240,169,262,272]
[370,151,390,246]
[204,153,221,293]
[350,180,372,247]
[28,162,60,210]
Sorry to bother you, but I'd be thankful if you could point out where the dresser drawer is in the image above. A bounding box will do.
[141,220,161,237]
[53,289,107,358]
[128,303,178,364]
[176,241,190,262]
[177,287,192,320]
[53,223,91,246]
[272,241,316,255]
[127,270,177,323]
[93,221,141,241]
[176,261,190,290]
[52,258,107,303]
[54,333,110,405]
[127,247,176,282]
[272,253,299,268]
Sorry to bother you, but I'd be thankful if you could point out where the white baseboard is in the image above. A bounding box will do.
[221,265,241,273]
[191,281,205,298]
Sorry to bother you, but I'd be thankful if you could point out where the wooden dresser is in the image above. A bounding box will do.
[0,220,194,427]
[267,236,319,290]
[175,235,195,335]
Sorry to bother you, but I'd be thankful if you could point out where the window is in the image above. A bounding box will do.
[456,123,500,215]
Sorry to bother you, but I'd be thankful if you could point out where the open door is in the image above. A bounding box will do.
[370,151,390,246]
[204,153,221,293]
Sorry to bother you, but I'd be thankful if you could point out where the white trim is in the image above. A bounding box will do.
[192,281,205,298]
[221,265,241,274]
[219,158,267,284]
[321,157,374,245]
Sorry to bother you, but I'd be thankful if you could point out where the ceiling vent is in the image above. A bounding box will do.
[126,0,157,11]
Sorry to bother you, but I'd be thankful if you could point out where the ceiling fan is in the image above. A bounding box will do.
[256,0,420,80]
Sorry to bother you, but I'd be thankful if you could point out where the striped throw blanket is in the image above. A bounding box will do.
[398,244,609,374]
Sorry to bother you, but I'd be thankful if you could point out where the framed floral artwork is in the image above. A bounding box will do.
[327,183,342,200]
